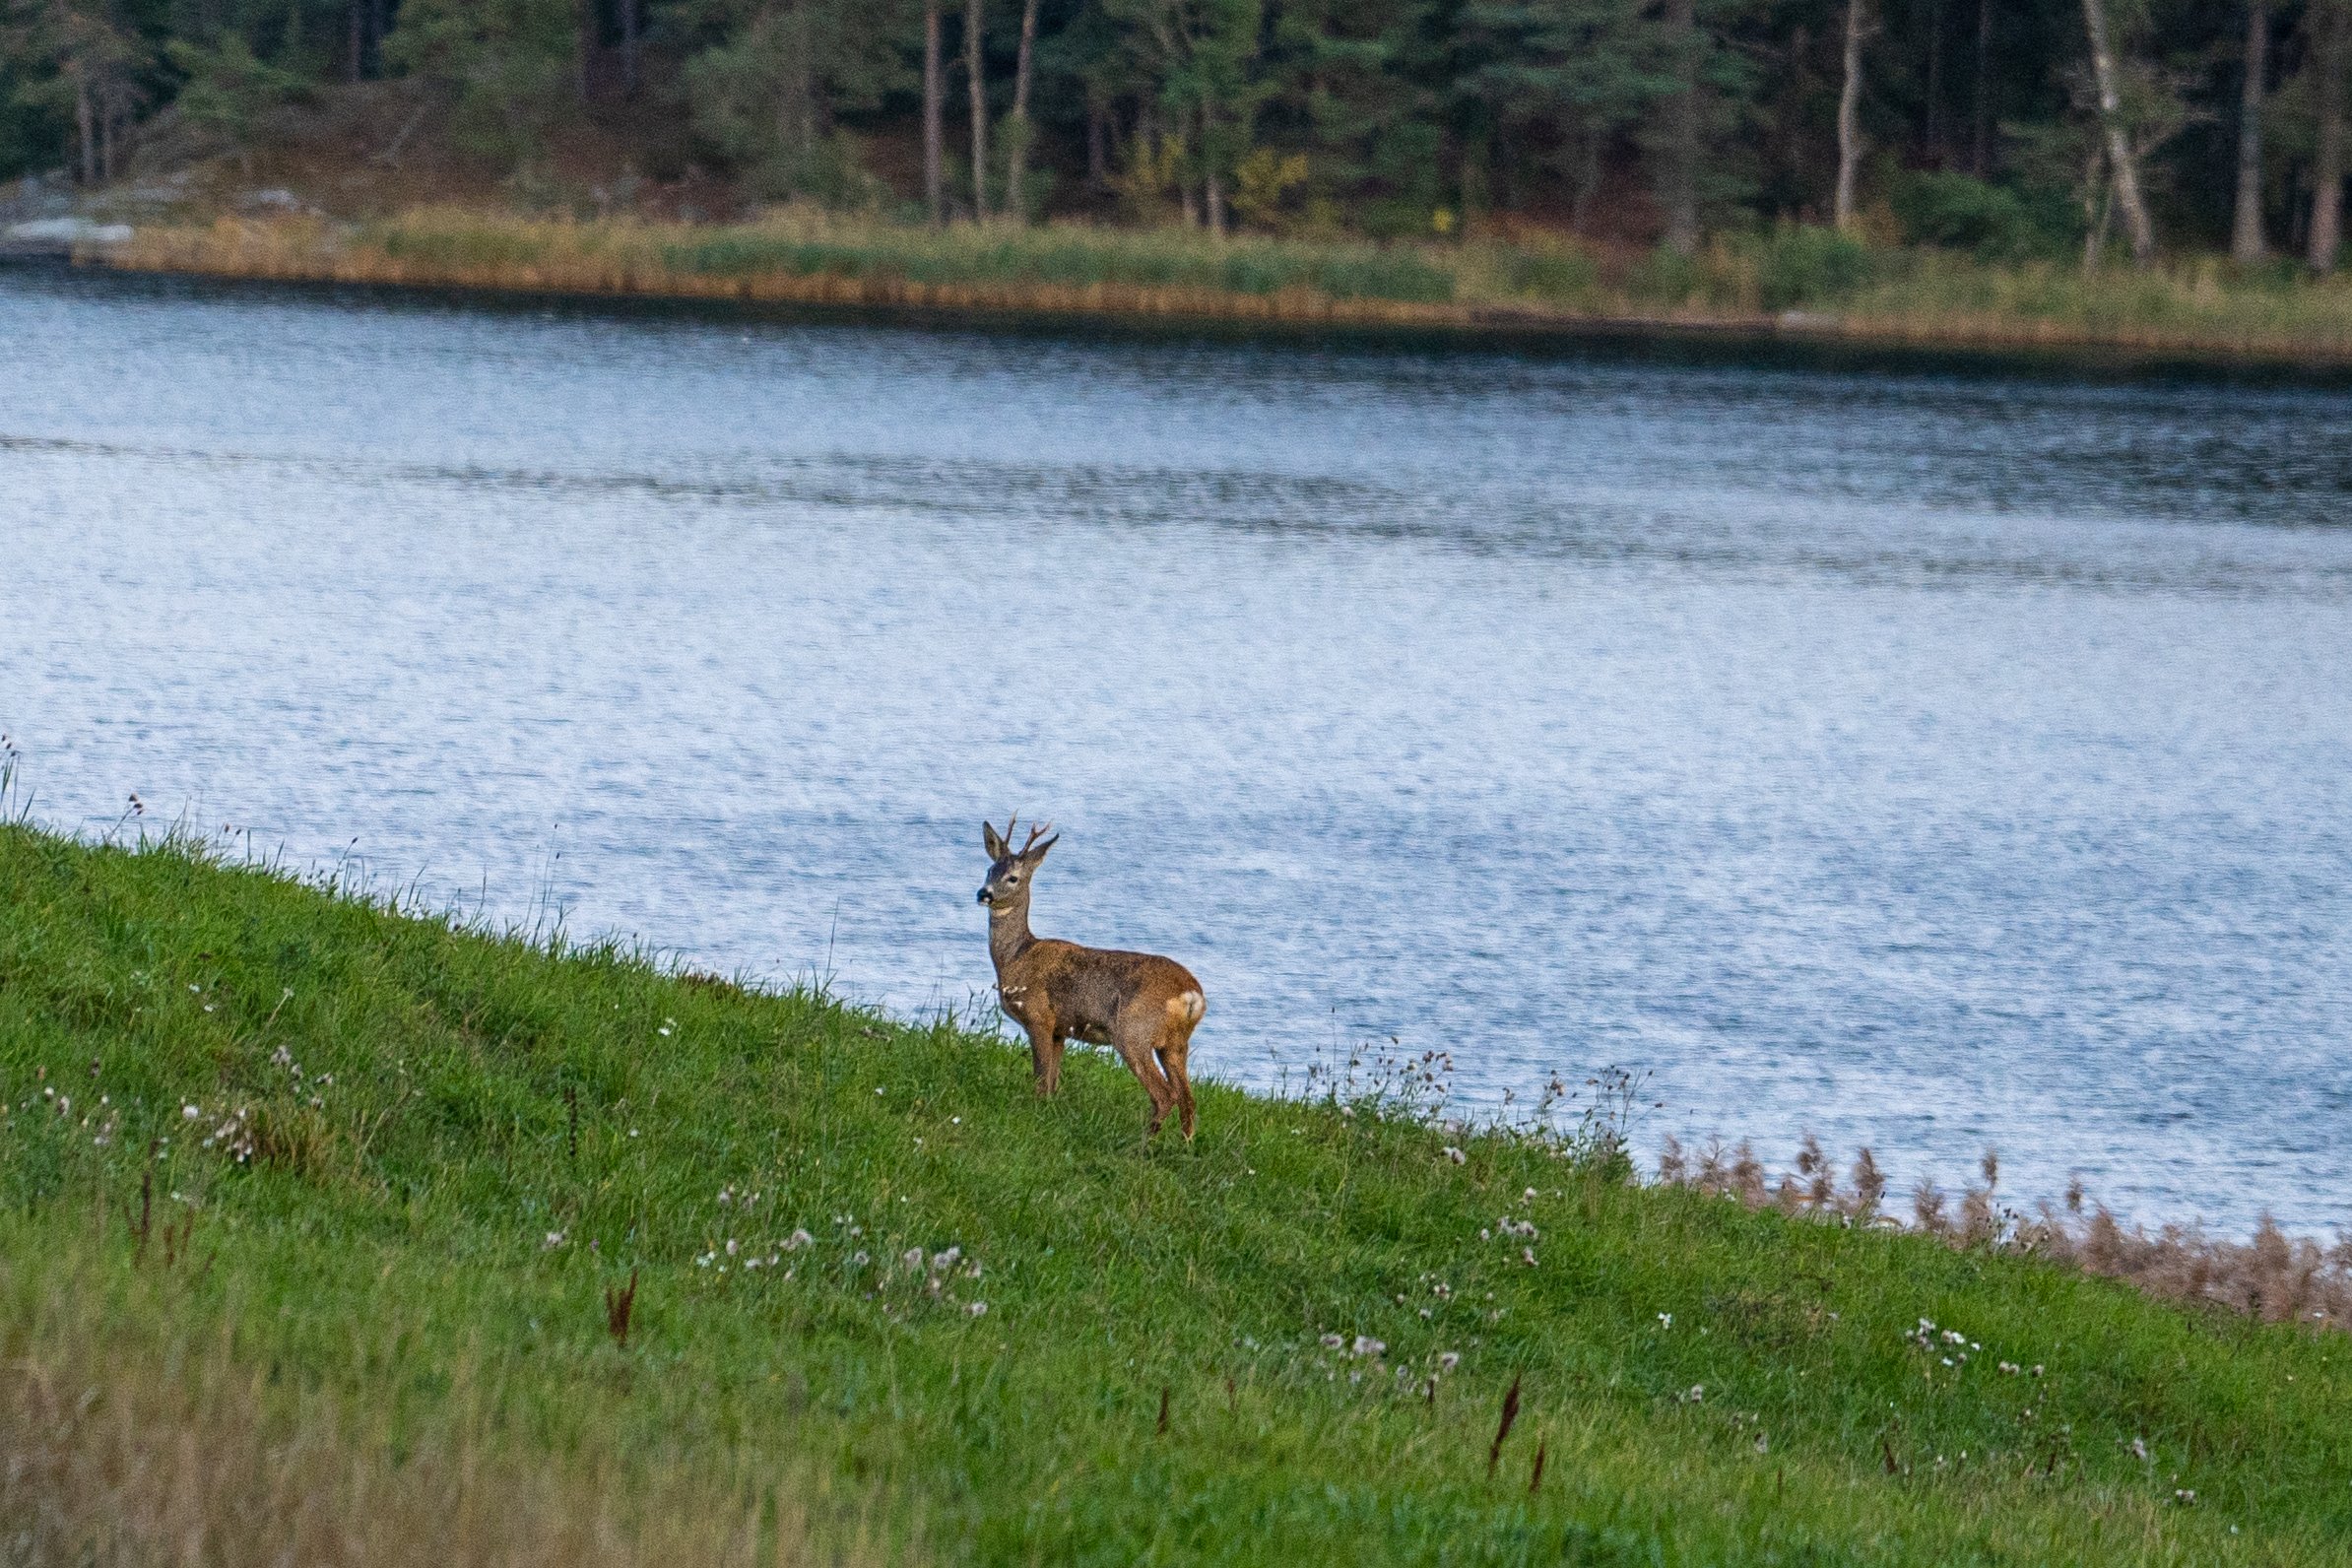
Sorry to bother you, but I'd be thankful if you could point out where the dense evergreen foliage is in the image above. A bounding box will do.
[4,1,2349,264]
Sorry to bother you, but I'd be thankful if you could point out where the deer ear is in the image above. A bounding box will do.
[982,820,1007,859]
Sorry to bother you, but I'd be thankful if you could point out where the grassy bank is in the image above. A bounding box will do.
[96,206,2352,361]
[3,820,2349,1565]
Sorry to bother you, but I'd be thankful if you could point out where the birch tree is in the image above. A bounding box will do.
[2313,0,2348,274]
[964,0,987,216]
[1833,0,1871,230]
[1004,0,1039,216]
[925,0,945,225]
[2232,0,2267,263]
[2078,0,2155,266]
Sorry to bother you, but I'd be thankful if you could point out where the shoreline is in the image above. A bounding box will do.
[71,217,2352,373]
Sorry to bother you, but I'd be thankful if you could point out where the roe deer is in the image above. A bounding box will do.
[977,818,1206,1140]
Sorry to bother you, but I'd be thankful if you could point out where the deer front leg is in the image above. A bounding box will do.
[1019,1019,1061,1096]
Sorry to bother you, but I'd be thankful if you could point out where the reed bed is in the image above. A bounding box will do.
[1662,1137,2352,1333]
[98,206,2352,359]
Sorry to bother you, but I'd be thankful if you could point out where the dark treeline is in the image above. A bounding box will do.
[3,0,2347,269]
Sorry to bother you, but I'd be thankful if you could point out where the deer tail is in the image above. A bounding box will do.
[1166,990,1206,1029]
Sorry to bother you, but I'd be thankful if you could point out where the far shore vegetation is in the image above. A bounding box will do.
[99,203,2352,360]
[3,815,2349,1564]
[8,0,2352,362]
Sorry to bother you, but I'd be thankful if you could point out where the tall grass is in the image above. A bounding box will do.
[101,206,2352,358]
[3,820,2349,1564]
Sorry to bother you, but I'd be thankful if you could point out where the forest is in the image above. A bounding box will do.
[3,1,2348,271]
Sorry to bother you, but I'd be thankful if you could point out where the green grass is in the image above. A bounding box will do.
[2,820,2347,1565]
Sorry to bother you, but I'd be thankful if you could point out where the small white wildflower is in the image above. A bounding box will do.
[182,1104,200,1120]
[726,1238,740,1256]
[543,1231,565,1249]
[2129,1437,2149,1463]
[932,1247,961,1271]
[1658,1313,1672,1331]
[1523,1187,1536,1202]
[1683,1385,1705,1404]
[1522,1247,1537,1267]
[950,1115,961,1125]
[851,1250,869,1267]
[1321,1333,1345,1349]
[902,1247,924,1270]
[784,1228,814,1250]
[1437,1351,1461,1372]
[1351,1336,1386,1358]
[965,1300,988,1317]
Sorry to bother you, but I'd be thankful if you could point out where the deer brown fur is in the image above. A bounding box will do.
[978,818,1206,1140]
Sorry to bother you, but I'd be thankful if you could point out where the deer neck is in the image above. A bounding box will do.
[988,896,1036,975]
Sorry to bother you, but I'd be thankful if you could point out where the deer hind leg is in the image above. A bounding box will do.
[1156,990,1205,1141]
[1111,1015,1177,1138]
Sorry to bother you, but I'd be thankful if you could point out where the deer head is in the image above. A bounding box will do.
[977,816,1057,910]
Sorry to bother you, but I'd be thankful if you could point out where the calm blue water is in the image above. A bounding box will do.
[4,265,2348,1231]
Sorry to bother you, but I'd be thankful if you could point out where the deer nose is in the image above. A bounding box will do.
[976,886,992,905]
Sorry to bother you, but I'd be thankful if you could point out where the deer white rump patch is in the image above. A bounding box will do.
[1167,991,1206,1027]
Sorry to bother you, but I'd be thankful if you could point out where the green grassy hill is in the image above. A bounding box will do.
[0,822,2344,1565]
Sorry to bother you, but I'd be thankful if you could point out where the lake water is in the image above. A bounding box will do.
[4,264,2348,1233]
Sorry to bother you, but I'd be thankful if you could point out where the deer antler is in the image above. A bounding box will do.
[1020,821,1055,854]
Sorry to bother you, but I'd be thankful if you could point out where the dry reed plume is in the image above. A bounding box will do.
[1660,1135,2352,1333]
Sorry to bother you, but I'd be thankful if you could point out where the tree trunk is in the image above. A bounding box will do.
[924,3,945,227]
[1971,0,1992,175]
[1086,93,1109,189]
[1835,0,1867,229]
[2313,0,2347,274]
[621,0,641,98]
[1662,0,1699,254]
[1005,0,1039,217]
[2233,1,2268,264]
[964,0,989,218]
[1925,0,1945,162]
[2079,0,2156,266]
[75,74,96,186]
[577,0,596,104]
[347,1,364,83]
[1203,98,1225,235]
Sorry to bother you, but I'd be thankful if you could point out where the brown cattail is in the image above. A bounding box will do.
[1528,1438,1546,1493]
[1156,1386,1170,1436]
[1487,1374,1522,1476]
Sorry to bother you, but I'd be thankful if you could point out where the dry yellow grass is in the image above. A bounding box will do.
[95,208,2352,362]
[0,1245,895,1568]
